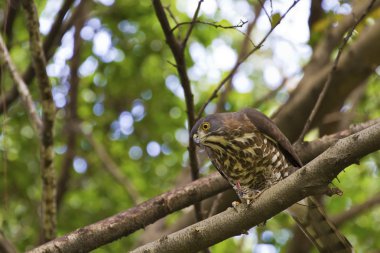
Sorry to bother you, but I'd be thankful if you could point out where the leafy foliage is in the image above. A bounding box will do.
[0,0,380,252]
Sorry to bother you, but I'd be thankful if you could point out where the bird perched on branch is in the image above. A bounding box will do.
[191,108,352,253]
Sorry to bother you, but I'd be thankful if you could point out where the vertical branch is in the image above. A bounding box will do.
[0,34,42,131]
[152,0,201,219]
[56,3,87,209]
[21,0,57,242]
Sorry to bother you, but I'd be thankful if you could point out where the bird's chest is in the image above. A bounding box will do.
[208,132,290,190]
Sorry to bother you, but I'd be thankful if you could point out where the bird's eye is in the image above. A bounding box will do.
[201,122,211,131]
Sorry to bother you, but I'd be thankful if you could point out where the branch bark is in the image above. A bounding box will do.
[131,121,380,253]
[22,0,57,242]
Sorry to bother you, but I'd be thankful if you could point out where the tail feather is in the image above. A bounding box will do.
[287,197,353,253]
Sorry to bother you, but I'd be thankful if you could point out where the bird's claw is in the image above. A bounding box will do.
[232,201,241,211]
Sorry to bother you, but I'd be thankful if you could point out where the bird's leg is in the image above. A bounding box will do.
[232,181,242,211]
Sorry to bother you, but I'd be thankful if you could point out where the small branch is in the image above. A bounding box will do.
[0,231,18,253]
[333,192,380,227]
[81,128,141,205]
[172,19,248,33]
[182,0,203,49]
[258,0,272,23]
[196,0,300,120]
[22,0,57,242]
[153,0,201,220]
[43,0,76,58]
[295,0,377,144]
[131,121,380,253]
[0,34,42,131]
[27,174,230,253]
[216,1,263,112]
[3,0,20,47]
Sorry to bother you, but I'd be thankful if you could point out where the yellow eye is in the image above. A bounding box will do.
[201,122,211,131]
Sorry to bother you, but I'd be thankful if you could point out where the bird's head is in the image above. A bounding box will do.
[191,113,237,149]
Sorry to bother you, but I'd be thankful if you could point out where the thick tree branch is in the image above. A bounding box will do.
[27,118,379,252]
[132,122,380,253]
[27,174,230,253]
[22,0,57,242]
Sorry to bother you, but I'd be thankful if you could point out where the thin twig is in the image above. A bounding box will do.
[182,0,204,49]
[0,34,42,131]
[196,0,301,120]
[22,0,57,242]
[216,1,263,112]
[172,19,248,33]
[258,0,272,23]
[81,128,141,205]
[295,0,377,144]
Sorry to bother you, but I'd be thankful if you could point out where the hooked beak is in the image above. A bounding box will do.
[193,133,201,145]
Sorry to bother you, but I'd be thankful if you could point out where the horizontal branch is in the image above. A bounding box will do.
[131,121,380,253]
[27,173,230,253]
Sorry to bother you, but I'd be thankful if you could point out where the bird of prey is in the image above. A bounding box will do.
[191,108,352,253]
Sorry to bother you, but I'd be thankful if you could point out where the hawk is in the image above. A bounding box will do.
[191,108,352,253]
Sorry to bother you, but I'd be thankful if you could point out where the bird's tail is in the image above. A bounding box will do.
[286,197,353,253]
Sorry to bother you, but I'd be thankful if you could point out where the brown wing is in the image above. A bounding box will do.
[241,108,303,168]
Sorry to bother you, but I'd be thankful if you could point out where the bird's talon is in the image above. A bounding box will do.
[232,201,241,211]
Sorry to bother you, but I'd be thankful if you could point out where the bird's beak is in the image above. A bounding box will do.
[193,133,201,145]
